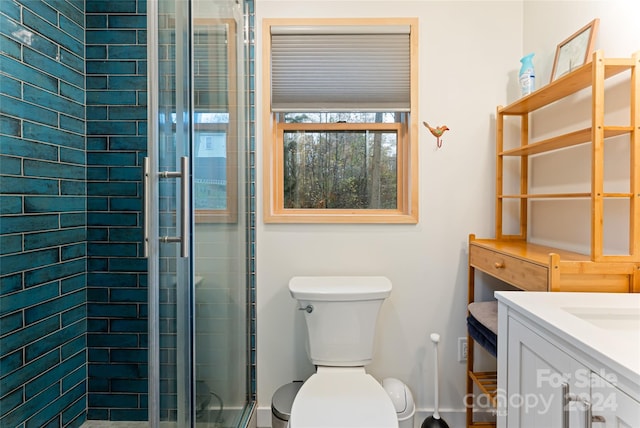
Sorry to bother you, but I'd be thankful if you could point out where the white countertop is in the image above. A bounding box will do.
[495,291,640,388]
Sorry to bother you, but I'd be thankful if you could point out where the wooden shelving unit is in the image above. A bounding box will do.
[466,50,640,428]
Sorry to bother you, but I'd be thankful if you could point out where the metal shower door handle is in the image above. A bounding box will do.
[144,156,190,258]
[179,156,189,258]
[143,157,151,257]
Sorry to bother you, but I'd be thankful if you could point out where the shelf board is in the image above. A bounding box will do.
[499,55,634,115]
[500,193,591,199]
[468,371,498,409]
[499,192,632,199]
[501,126,632,156]
[471,239,591,263]
[604,192,635,198]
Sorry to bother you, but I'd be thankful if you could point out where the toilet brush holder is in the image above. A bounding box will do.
[421,333,450,428]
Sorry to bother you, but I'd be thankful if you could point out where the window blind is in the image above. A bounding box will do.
[270,25,411,112]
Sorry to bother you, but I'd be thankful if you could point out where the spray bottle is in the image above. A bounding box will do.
[519,53,535,96]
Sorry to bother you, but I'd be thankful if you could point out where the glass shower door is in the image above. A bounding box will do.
[147,0,193,426]
[147,0,250,426]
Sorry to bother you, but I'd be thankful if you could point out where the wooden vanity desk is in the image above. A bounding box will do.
[469,236,639,293]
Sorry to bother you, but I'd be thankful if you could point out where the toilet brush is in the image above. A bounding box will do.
[421,333,450,428]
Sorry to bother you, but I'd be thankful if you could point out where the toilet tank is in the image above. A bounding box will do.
[289,276,392,366]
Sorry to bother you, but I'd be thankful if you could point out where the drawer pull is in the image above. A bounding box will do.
[494,261,505,269]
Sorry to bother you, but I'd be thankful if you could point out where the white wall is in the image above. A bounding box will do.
[255,1,639,426]
[523,1,640,85]
[522,1,640,256]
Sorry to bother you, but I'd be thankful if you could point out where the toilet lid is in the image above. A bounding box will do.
[289,368,398,428]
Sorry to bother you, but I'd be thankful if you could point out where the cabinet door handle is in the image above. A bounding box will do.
[582,399,592,428]
[562,382,572,428]
[562,382,595,428]
[494,261,505,269]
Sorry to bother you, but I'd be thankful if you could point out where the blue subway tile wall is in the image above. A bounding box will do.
[2,0,256,424]
[85,0,148,421]
[0,1,87,427]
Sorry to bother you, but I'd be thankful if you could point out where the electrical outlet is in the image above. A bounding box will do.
[458,337,468,362]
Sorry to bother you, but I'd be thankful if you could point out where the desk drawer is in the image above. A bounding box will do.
[470,244,548,291]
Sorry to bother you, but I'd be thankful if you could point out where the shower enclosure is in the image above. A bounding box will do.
[145,0,254,426]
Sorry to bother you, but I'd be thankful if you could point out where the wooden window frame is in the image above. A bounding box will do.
[262,18,419,224]
[193,18,238,224]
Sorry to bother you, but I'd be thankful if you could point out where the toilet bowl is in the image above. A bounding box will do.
[288,276,398,428]
[289,367,398,428]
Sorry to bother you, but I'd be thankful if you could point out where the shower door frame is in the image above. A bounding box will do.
[147,0,195,425]
[146,0,255,426]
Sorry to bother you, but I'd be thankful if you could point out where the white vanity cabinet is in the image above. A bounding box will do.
[495,292,640,428]
[504,317,590,427]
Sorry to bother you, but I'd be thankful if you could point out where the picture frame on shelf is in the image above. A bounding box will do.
[550,18,599,82]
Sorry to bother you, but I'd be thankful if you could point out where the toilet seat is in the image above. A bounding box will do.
[289,367,398,428]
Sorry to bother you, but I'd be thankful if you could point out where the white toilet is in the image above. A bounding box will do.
[288,276,398,428]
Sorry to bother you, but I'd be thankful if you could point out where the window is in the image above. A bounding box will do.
[262,18,419,224]
[194,119,237,223]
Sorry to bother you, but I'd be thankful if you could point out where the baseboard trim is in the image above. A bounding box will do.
[257,405,495,428]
